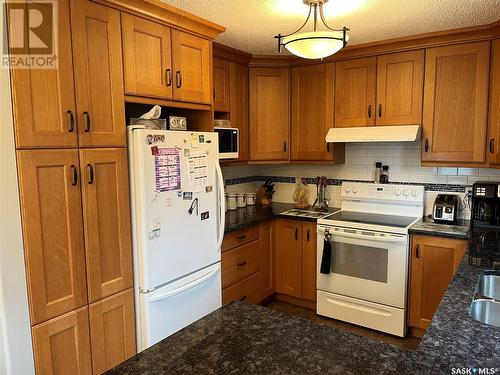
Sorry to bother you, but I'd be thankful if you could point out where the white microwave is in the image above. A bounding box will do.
[214,126,239,159]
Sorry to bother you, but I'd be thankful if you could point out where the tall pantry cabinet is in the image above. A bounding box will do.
[9,0,135,373]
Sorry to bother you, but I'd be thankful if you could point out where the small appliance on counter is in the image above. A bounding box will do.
[214,120,239,159]
[469,182,500,267]
[432,194,459,224]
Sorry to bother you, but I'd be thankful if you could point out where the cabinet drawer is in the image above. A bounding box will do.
[222,240,260,288]
[222,272,261,305]
[222,225,260,252]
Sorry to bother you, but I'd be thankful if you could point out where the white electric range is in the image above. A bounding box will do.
[316,182,424,337]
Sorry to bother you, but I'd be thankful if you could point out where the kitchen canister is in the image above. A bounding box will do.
[227,193,237,210]
[236,193,247,208]
[246,193,256,206]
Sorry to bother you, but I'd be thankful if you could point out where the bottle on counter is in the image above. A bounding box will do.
[374,162,382,183]
[380,165,390,184]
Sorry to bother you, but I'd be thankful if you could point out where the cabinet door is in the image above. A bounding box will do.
[213,58,230,111]
[89,289,136,374]
[489,39,500,165]
[301,222,317,302]
[249,67,290,161]
[17,150,87,324]
[275,219,302,298]
[376,50,424,126]
[8,0,77,148]
[422,42,490,163]
[71,0,126,147]
[230,63,250,162]
[335,57,376,127]
[121,14,172,98]
[409,235,467,331]
[32,307,92,375]
[291,63,338,161]
[260,221,275,300]
[80,149,133,302]
[171,30,211,104]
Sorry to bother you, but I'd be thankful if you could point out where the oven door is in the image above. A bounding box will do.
[317,225,408,308]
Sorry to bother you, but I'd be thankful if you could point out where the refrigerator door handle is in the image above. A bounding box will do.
[215,161,225,250]
[149,265,220,302]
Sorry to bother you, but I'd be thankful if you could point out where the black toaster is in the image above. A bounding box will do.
[432,194,460,224]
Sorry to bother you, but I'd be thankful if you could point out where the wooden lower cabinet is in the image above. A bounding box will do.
[221,240,260,288]
[275,219,302,298]
[32,307,92,375]
[260,220,275,300]
[408,235,467,337]
[301,222,317,302]
[89,289,136,374]
[222,272,261,305]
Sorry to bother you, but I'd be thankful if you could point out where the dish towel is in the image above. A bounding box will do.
[320,238,332,274]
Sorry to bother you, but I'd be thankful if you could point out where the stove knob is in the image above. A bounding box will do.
[345,186,351,193]
[352,187,359,194]
[403,190,409,197]
[394,189,401,196]
[412,190,418,197]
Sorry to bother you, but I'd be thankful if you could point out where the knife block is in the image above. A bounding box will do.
[256,186,272,206]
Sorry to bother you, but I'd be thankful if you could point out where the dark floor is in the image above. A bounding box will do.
[264,300,421,351]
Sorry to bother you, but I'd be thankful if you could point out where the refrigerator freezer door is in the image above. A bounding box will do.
[136,262,221,350]
[129,129,221,291]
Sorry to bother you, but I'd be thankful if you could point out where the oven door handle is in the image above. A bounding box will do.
[328,231,407,244]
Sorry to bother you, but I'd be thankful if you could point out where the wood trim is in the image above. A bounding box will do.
[124,95,212,111]
[273,293,316,310]
[214,42,252,65]
[94,0,225,39]
[249,55,292,68]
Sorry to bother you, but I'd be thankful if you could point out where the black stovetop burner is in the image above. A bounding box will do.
[468,227,500,268]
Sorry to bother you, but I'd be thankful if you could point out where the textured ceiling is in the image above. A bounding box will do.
[162,0,500,55]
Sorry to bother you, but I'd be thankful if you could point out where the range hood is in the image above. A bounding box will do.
[326,125,421,143]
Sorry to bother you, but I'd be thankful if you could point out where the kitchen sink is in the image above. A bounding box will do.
[469,271,500,327]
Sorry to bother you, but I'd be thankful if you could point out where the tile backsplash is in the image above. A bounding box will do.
[222,140,500,219]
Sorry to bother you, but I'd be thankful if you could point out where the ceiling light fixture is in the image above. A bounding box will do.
[274,0,349,60]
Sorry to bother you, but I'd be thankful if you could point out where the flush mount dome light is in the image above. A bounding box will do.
[275,0,349,60]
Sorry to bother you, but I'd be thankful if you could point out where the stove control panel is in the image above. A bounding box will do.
[342,182,424,203]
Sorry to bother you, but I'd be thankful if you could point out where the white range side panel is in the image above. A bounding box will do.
[129,129,220,291]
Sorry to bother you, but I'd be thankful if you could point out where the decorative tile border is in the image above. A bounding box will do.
[224,175,469,193]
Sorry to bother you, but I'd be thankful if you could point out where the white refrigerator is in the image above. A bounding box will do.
[128,128,225,351]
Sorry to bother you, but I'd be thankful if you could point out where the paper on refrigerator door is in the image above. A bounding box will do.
[154,148,181,192]
[187,152,208,192]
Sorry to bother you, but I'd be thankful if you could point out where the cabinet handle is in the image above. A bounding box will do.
[378,104,382,118]
[424,138,429,153]
[166,69,172,87]
[295,228,298,241]
[239,295,247,301]
[67,110,75,132]
[490,139,495,154]
[368,105,372,118]
[415,245,420,259]
[307,229,310,242]
[237,261,247,268]
[70,164,78,186]
[283,141,287,152]
[83,111,91,132]
[327,143,330,152]
[176,71,182,88]
[236,235,247,240]
[87,164,94,184]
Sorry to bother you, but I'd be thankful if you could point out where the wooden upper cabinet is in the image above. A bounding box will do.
[249,67,290,161]
[122,14,173,99]
[89,289,136,374]
[230,63,249,162]
[213,58,230,111]
[376,50,424,126]
[409,235,467,333]
[422,42,490,164]
[171,30,211,104]
[17,150,87,325]
[301,221,317,302]
[32,307,92,375]
[71,0,126,147]
[275,219,302,298]
[489,39,500,165]
[79,148,133,303]
[335,57,377,127]
[291,63,338,161]
[8,0,77,148]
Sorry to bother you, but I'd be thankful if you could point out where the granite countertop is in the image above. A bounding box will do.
[224,202,339,234]
[108,256,500,374]
[409,216,471,240]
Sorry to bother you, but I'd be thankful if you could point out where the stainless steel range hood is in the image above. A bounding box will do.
[326,125,421,143]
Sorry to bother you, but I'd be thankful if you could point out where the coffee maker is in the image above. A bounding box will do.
[469,181,500,267]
